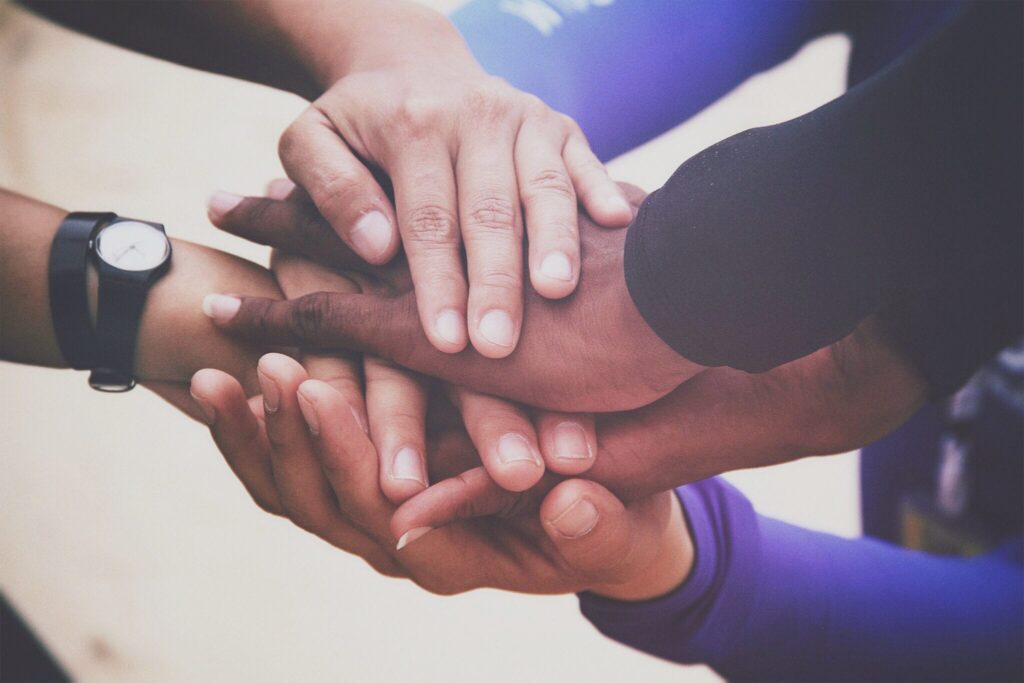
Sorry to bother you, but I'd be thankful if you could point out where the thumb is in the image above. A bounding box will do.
[201,290,408,354]
[540,479,677,591]
[208,192,370,272]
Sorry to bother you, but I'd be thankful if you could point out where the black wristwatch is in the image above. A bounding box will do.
[48,212,173,392]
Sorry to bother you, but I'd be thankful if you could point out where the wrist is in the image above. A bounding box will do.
[86,238,278,392]
[133,240,279,392]
[298,2,473,86]
[617,250,705,391]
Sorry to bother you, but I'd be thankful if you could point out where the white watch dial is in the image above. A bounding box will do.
[94,221,170,271]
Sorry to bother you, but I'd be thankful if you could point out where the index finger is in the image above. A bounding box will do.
[279,107,400,264]
[209,192,373,273]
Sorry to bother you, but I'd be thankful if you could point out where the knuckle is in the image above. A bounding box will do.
[228,198,274,238]
[561,114,585,137]
[364,553,406,579]
[376,400,423,427]
[496,489,538,519]
[463,78,513,120]
[524,169,575,202]
[476,265,520,293]
[277,122,302,160]
[466,195,518,234]
[298,209,331,242]
[522,94,551,120]
[286,510,324,537]
[318,452,347,477]
[250,492,281,516]
[395,97,445,137]
[314,170,365,222]
[405,203,460,246]
[411,573,462,596]
[448,471,523,520]
[288,292,332,343]
[265,429,290,453]
[574,153,606,177]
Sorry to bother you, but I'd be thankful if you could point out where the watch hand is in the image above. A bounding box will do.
[113,244,135,262]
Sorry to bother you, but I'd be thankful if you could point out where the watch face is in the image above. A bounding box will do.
[94,221,170,271]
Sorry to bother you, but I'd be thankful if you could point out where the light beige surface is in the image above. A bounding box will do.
[0,3,856,681]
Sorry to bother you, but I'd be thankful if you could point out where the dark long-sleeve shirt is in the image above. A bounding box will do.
[457,0,1022,397]
[450,3,1024,679]
[622,1,1022,396]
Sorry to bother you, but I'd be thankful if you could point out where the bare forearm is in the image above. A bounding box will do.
[18,0,317,97]
[0,188,280,389]
[18,0,467,98]
[0,189,67,366]
[234,0,472,85]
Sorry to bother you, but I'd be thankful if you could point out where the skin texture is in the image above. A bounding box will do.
[204,186,701,412]
[0,189,280,395]
[203,184,925,541]
[271,252,599,498]
[391,315,927,538]
[22,0,632,358]
[190,351,694,602]
[265,2,634,359]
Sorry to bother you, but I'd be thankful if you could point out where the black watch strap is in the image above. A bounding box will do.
[48,212,116,369]
[89,272,150,392]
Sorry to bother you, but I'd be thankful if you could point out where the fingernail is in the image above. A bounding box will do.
[350,211,392,260]
[496,433,541,466]
[296,388,319,435]
[350,405,369,434]
[396,526,433,550]
[207,191,243,221]
[265,178,296,200]
[189,389,217,425]
[540,252,573,282]
[435,309,465,346]
[553,421,592,460]
[202,294,241,323]
[479,310,515,348]
[257,368,280,414]
[391,446,427,486]
[549,497,599,539]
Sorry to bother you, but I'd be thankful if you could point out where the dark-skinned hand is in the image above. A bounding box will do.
[202,184,701,412]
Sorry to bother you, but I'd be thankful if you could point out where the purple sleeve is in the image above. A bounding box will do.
[579,479,1024,682]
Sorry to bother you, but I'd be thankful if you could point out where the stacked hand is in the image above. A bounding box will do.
[208,1,633,360]
[190,184,924,570]
[204,184,701,412]
[189,257,691,600]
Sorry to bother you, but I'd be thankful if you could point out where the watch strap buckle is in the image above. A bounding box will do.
[88,368,136,393]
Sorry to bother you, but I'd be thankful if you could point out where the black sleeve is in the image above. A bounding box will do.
[624,1,1022,395]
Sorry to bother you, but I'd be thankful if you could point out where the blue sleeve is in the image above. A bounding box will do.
[450,0,835,161]
[579,479,1024,682]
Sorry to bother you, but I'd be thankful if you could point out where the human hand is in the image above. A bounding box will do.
[203,186,701,411]
[129,239,281,395]
[390,315,928,538]
[207,2,632,359]
[129,238,286,422]
[189,351,692,602]
[270,250,599,495]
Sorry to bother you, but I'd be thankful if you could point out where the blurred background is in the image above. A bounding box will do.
[0,1,857,681]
